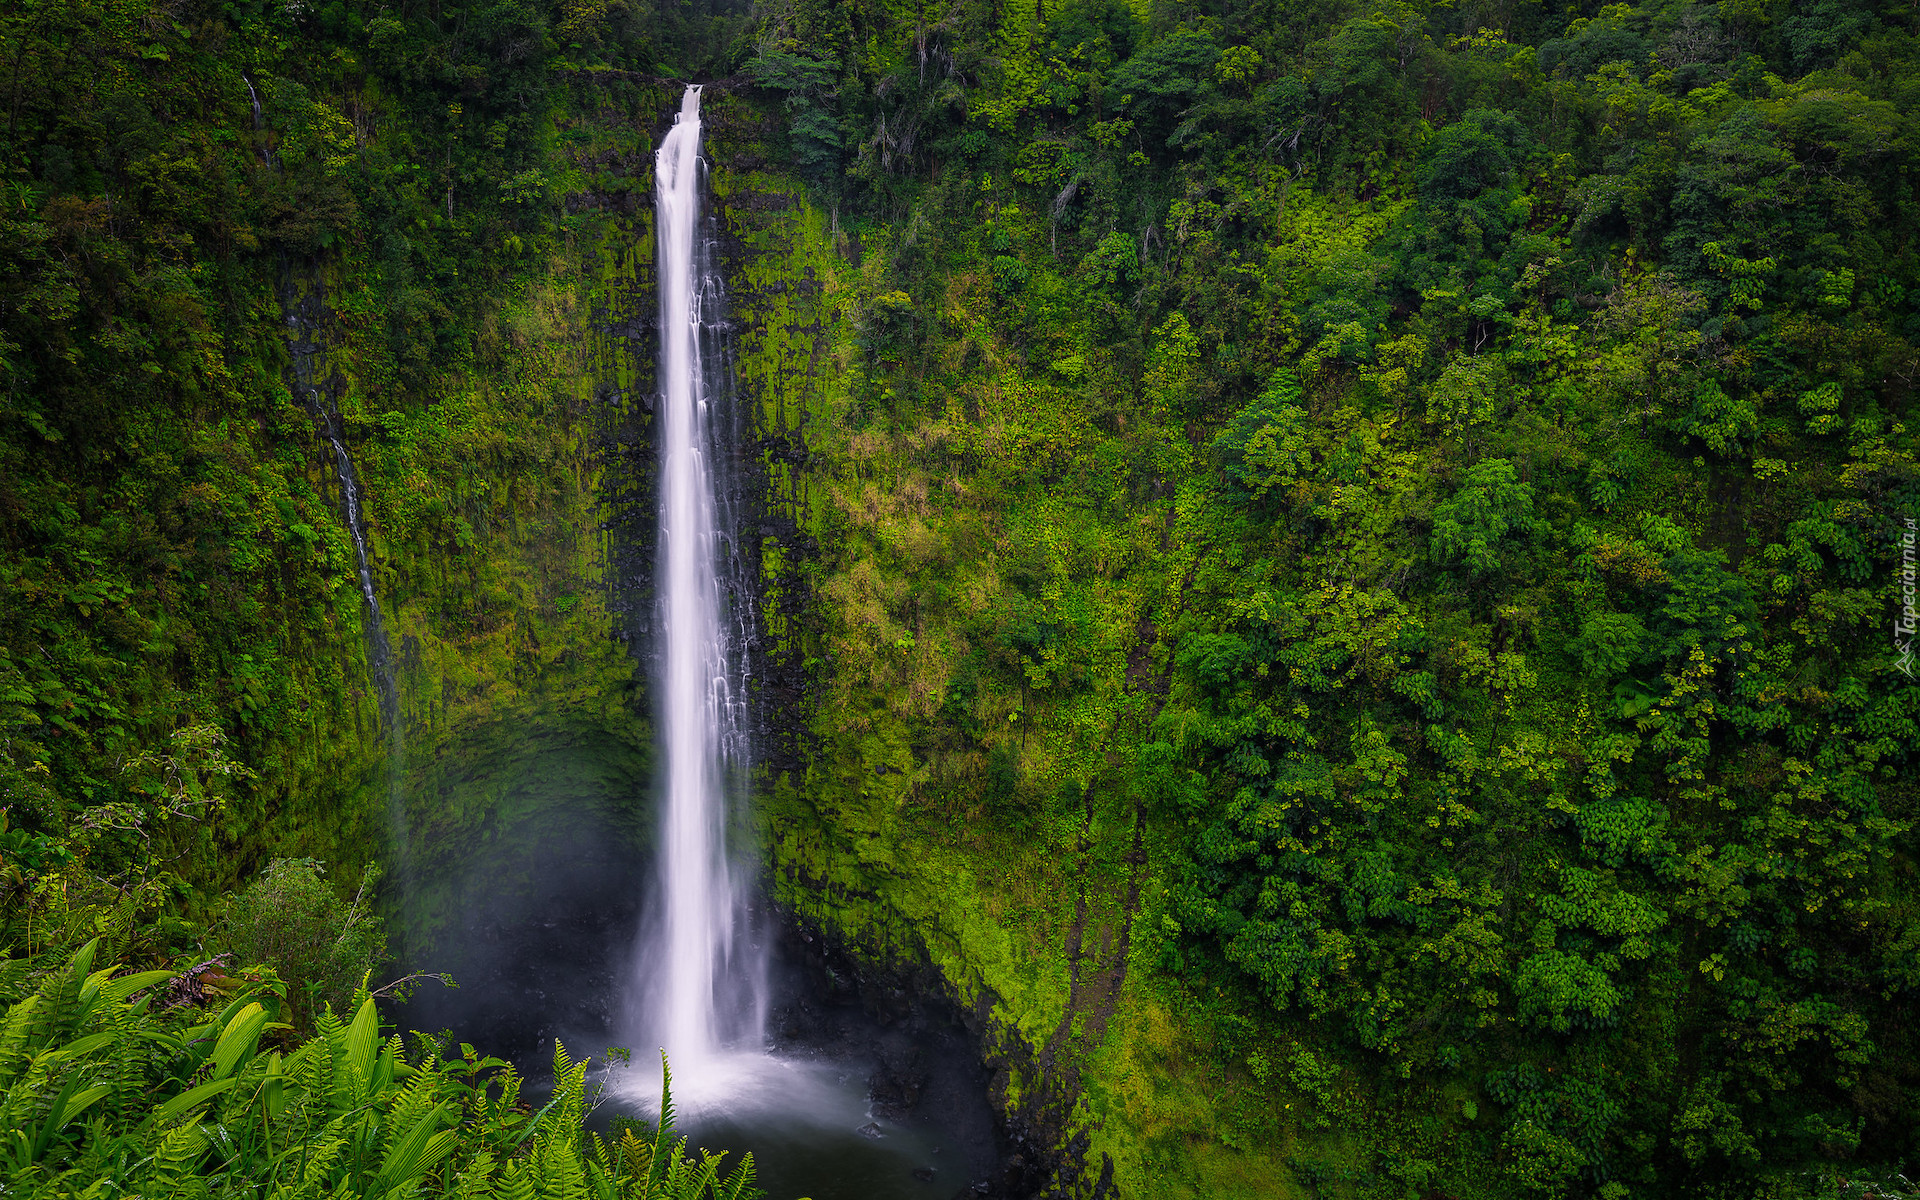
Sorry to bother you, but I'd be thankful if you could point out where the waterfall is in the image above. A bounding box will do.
[315,395,410,872]
[283,287,408,870]
[631,85,764,1069]
[244,77,277,169]
[318,409,399,734]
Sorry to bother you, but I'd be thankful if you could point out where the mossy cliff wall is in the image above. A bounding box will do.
[700,91,1290,1200]
[271,245,648,908]
[0,48,678,960]
[276,77,689,957]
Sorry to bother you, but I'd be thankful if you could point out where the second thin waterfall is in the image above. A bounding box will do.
[631,84,765,1070]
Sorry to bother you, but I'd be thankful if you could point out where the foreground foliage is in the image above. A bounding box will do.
[0,941,759,1199]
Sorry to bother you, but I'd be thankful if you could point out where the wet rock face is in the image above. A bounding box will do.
[401,885,638,1064]
[763,917,1008,1180]
[869,1043,928,1120]
[766,915,1112,1200]
[391,731,653,1065]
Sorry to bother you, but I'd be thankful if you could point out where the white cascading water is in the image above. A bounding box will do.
[614,95,967,1192]
[631,84,764,1075]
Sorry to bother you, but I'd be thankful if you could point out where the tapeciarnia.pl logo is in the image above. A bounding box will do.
[1899,517,1917,679]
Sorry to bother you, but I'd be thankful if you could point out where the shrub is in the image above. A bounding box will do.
[220,858,386,1031]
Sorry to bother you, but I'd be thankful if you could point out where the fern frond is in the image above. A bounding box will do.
[662,1142,717,1200]
[0,956,37,1006]
[27,940,96,1051]
[67,1111,139,1188]
[265,1130,348,1200]
[379,1055,440,1162]
[494,1064,522,1112]
[150,1115,212,1180]
[314,1005,346,1045]
[533,1132,592,1200]
[0,994,45,1086]
[710,1150,759,1200]
[494,1159,539,1200]
[286,1030,328,1099]
[445,1150,497,1200]
[614,1128,654,1186]
[315,1004,358,1116]
[647,1053,678,1192]
[547,1042,589,1136]
[101,1001,146,1126]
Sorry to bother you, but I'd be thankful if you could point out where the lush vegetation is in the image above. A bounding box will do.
[0,939,759,1198]
[732,0,1920,1194]
[0,0,657,946]
[4,0,1919,1194]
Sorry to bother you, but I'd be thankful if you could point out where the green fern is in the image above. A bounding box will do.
[493,1160,540,1200]
[0,944,773,1200]
[444,1150,497,1200]
[151,1116,213,1181]
[0,995,44,1086]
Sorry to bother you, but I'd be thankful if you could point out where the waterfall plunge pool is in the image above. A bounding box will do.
[508,933,1004,1200]
[594,1045,995,1200]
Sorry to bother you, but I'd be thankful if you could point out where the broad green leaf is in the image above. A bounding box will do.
[68,940,101,989]
[377,1107,456,1186]
[31,1074,96,1160]
[55,1031,117,1059]
[53,1083,113,1129]
[211,1003,268,1080]
[345,996,378,1083]
[586,1161,619,1200]
[261,1051,293,1120]
[153,1076,238,1120]
[101,970,175,1004]
[132,1028,187,1054]
[371,1040,396,1095]
[79,965,120,1005]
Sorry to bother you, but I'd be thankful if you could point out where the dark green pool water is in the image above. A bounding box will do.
[601,1051,987,1200]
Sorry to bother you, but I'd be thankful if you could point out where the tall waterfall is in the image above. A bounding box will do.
[632,85,763,1069]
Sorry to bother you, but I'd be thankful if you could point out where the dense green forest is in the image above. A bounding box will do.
[2,0,1918,1193]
